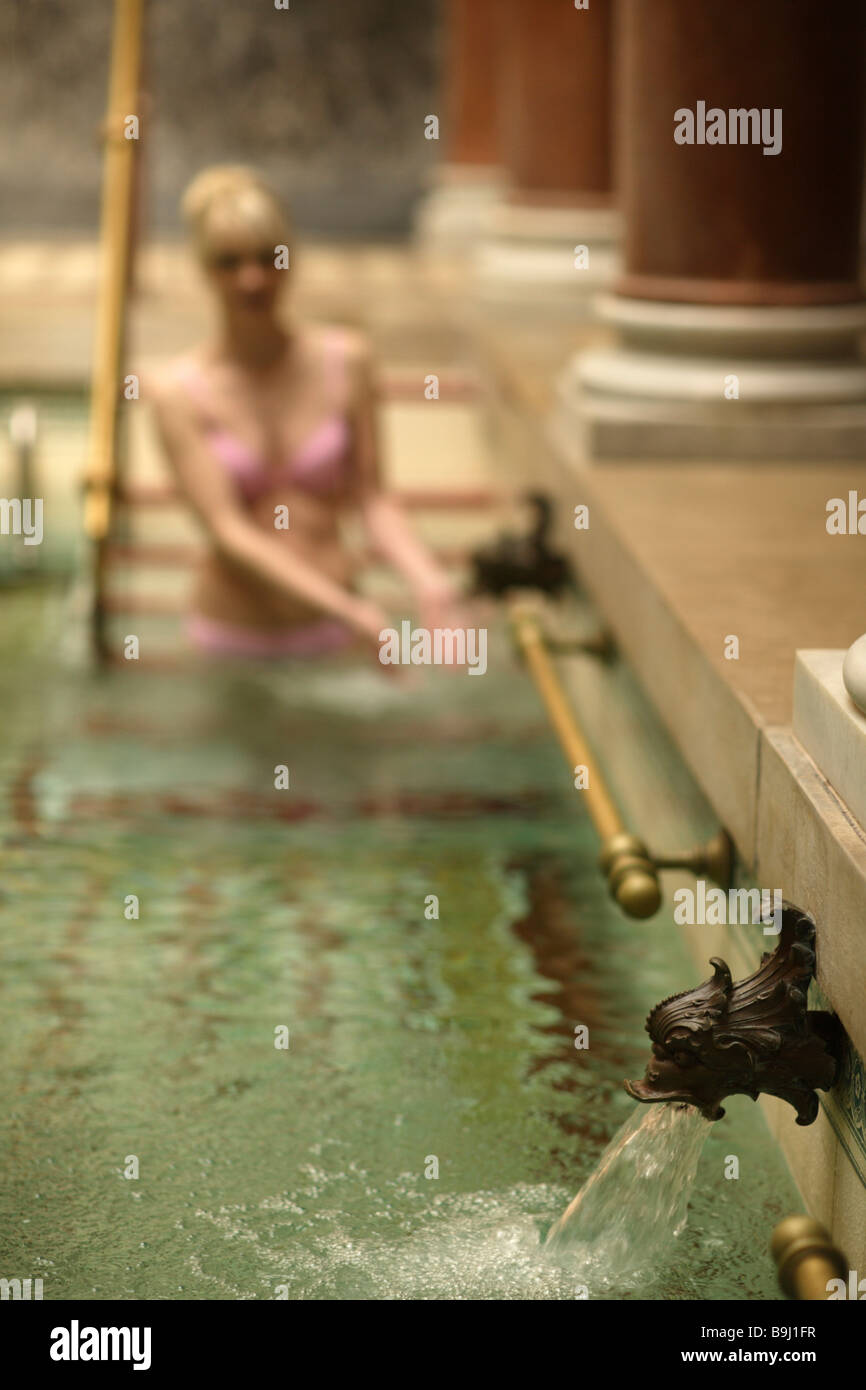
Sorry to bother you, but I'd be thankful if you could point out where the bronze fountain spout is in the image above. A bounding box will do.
[625,903,841,1124]
[470,491,575,598]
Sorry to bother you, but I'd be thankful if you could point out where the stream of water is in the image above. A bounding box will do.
[545,1102,712,1292]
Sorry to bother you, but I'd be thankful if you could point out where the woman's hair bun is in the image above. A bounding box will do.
[181,165,291,261]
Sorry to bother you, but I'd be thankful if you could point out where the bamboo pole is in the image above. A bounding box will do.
[83,0,145,660]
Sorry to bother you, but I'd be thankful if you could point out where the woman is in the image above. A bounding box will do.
[150,165,461,662]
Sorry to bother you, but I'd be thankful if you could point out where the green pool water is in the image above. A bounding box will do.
[0,587,800,1300]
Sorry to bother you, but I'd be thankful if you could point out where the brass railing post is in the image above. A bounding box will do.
[772,1216,848,1300]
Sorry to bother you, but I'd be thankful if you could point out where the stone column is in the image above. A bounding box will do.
[561,0,866,457]
[477,0,619,312]
[416,0,505,251]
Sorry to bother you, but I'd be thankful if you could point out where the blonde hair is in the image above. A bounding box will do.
[181,165,292,264]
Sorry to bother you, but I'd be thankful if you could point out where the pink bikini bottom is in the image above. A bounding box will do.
[187,612,355,659]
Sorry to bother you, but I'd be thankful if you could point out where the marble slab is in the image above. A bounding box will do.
[794,650,866,833]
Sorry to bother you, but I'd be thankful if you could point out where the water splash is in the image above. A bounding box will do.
[545,1102,711,1291]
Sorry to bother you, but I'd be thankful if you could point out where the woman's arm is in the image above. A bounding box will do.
[149,376,387,642]
[347,342,462,628]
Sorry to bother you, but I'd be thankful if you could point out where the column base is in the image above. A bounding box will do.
[414,163,506,251]
[475,201,620,315]
[561,297,866,459]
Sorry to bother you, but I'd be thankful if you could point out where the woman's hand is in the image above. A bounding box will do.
[345,595,411,679]
[348,595,391,644]
[347,596,392,669]
[415,573,464,635]
[414,575,475,674]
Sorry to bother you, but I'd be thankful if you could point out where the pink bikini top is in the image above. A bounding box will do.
[179,331,351,502]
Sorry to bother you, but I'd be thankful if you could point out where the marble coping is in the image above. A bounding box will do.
[793,650,866,837]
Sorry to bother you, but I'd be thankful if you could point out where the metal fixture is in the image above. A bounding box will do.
[470,492,575,597]
[771,1216,848,1300]
[543,628,616,661]
[625,903,841,1123]
[508,600,732,919]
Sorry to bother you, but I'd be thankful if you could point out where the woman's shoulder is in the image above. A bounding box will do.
[143,352,209,415]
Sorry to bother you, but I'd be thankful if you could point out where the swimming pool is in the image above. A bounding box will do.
[0,586,800,1300]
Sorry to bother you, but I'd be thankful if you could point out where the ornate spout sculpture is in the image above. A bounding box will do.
[625,904,841,1124]
[470,491,574,598]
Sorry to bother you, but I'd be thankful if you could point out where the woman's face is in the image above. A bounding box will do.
[205,232,288,316]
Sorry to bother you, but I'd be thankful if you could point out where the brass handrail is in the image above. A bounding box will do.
[83,0,145,660]
[772,1216,848,1300]
[508,599,732,919]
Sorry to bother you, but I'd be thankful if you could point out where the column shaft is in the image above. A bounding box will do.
[617,0,866,305]
[501,0,614,205]
[446,0,501,168]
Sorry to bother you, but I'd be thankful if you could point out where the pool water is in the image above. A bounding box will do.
[0,588,800,1300]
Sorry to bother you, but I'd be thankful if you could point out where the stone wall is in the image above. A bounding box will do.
[1,0,441,237]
